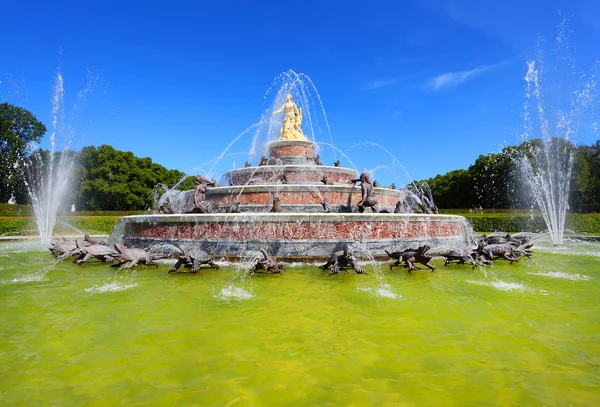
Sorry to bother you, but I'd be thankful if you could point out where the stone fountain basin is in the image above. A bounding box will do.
[111,213,469,261]
[207,184,403,207]
[225,165,358,185]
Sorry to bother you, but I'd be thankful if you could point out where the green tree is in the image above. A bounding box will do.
[74,145,193,210]
[0,103,47,203]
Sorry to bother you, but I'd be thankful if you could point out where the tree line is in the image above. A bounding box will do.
[423,139,600,213]
[1,103,195,211]
[3,103,599,212]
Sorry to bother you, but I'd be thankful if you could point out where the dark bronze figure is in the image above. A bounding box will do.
[321,198,332,213]
[386,245,436,272]
[168,246,220,273]
[270,197,282,213]
[251,249,283,273]
[187,175,216,214]
[322,175,333,185]
[349,172,379,213]
[320,248,365,275]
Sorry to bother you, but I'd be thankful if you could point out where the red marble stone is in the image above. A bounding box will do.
[131,219,461,241]
[208,189,401,207]
[270,144,314,159]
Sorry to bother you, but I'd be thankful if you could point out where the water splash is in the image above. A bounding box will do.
[85,281,138,293]
[24,70,100,243]
[467,279,529,292]
[519,19,599,245]
[250,70,336,161]
[528,271,590,281]
[216,253,258,300]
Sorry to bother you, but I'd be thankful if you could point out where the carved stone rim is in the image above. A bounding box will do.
[224,165,358,176]
[267,139,315,148]
[117,213,466,223]
[206,184,403,196]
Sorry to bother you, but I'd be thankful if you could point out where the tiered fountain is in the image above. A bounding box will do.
[110,84,471,261]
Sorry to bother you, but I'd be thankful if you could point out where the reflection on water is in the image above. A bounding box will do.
[1,247,599,406]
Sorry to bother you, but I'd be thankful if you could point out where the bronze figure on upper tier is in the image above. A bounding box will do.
[349,172,379,213]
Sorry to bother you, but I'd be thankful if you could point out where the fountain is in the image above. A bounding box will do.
[110,74,472,260]
[519,21,598,245]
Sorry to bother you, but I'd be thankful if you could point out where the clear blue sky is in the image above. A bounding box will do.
[2,0,599,185]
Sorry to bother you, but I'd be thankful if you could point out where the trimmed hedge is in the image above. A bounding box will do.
[0,216,122,236]
[462,213,600,234]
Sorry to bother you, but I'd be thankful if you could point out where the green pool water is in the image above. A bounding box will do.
[1,243,599,406]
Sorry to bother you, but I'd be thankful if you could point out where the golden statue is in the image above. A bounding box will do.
[272,94,307,140]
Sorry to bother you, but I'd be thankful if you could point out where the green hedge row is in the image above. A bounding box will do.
[463,213,600,234]
[0,216,122,236]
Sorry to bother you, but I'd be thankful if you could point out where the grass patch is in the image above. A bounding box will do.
[0,216,122,236]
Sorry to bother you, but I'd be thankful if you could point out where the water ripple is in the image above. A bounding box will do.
[85,282,138,293]
[467,279,529,292]
[528,271,590,281]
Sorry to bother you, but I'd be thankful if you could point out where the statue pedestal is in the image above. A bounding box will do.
[268,140,316,165]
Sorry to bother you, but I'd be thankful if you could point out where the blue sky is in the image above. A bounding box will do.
[2,0,599,185]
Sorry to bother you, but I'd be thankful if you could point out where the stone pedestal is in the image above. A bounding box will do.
[268,139,315,165]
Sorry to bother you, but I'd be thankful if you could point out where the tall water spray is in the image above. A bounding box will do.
[25,73,76,243]
[519,21,598,245]
[249,70,336,162]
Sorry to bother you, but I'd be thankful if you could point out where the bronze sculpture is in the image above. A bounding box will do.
[321,175,333,185]
[270,197,282,213]
[349,172,379,213]
[187,175,216,213]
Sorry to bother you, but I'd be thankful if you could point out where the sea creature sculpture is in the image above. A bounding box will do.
[187,175,216,214]
[321,198,332,213]
[250,249,283,273]
[386,245,436,272]
[244,161,251,167]
[425,246,476,266]
[147,243,184,258]
[373,180,380,187]
[84,234,107,246]
[481,244,521,263]
[394,201,402,213]
[349,172,379,213]
[320,248,365,275]
[73,240,119,265]
[314,154,323,165]
[270,197,282,213]
[334,159,341,167]
[226,201,241,213]
[49,237,79,258]
[389,183,396,190]
[259,156,268,166]
[112,243,163,269]
[322,175,333,185]
[485,234,512,245]
[168,246,220,273]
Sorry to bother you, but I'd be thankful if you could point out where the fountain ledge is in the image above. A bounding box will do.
[112,213,470,259]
